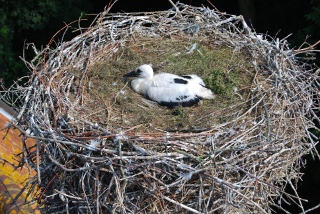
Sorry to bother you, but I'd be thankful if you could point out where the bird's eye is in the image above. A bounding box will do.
[136,69,143,74]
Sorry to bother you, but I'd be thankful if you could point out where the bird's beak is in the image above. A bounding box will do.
[123,70,137,77]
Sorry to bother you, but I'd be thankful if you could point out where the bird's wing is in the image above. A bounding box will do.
[155,73,206,86]
[147,84,193,102]
[151,73,180,86]
[146,82,202,108]
[179,74,206,86]
[151,73,193,86]
[149,73,200,98]
[145,73,212,107]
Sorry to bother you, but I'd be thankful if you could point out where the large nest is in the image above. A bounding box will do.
[2,2,320,213]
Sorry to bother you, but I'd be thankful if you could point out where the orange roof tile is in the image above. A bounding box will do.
[0,102,40,213]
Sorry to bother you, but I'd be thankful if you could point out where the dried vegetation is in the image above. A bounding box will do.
[1,2,320,213]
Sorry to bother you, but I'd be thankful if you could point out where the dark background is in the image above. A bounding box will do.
[1,0,319,213]
[1,0,319,87]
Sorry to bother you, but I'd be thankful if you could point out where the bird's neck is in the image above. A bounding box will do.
[131,78,151,95]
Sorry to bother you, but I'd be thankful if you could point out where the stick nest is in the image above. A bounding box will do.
[2,3,320,213]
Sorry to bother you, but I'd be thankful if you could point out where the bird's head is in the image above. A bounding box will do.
[124,64,154,79]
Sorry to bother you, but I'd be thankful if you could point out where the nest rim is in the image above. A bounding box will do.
[1,2,320,213]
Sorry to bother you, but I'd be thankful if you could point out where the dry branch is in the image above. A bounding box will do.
[1,2,319,213]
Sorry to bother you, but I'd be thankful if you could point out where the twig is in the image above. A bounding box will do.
[2,2,319,213]
[161,193,204,214]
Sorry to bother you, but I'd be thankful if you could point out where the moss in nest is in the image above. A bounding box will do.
[81,37,254,132]
[164,42,250,97]
[206,68,241,96]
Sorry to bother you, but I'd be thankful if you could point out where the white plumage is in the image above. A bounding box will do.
[124,64,214,108]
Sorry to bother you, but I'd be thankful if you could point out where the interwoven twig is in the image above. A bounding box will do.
[1,2,319,213]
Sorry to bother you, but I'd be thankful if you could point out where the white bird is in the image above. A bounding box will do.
[123,64,215,108]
